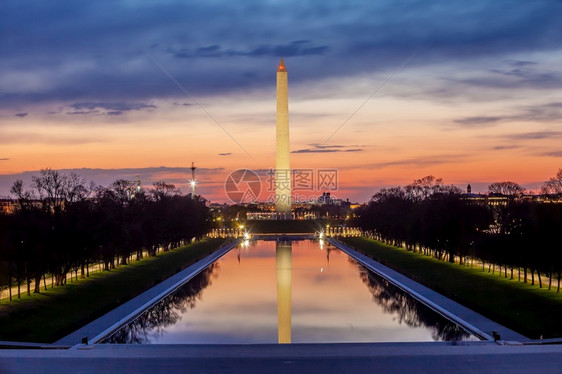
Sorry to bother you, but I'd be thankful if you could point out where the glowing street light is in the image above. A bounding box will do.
[190,162,197,199]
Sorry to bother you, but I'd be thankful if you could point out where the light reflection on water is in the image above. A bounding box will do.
[104,240,477,344]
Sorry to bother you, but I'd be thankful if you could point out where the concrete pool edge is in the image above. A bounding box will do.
[329,237,528,342]
[56,239,241,346]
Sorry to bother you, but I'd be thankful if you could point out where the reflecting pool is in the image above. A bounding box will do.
[104,239,477,344]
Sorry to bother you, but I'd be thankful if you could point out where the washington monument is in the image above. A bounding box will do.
[276,58,291,215]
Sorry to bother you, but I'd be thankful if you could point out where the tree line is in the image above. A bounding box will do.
[0,169,211,300]
[352,171,562,292]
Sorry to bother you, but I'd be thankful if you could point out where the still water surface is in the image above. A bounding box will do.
[105,239,476,344]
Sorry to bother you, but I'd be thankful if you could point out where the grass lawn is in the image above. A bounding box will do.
[0,238,227,343]
[340,237,562,339]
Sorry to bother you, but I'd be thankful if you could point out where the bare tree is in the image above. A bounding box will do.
[31,169,91,212]
[108,179,137,204]
[402,176,462,201]
[541,169,562,196]
[10,179,35,210]
[151,181,179,201]
[488,181,525,196]
[405,176,443,201]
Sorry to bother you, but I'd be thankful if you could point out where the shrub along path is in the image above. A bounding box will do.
[0,238,226,343]
[340,237,562,339]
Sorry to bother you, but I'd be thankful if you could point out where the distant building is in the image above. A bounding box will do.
[461,192,561,205]
[0,199,17,214]
[0,199,46,213]
[246,211,319,220]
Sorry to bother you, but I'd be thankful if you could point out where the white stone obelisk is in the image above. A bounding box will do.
[276,58,291,216]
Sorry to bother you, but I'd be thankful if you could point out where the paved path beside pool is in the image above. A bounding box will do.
[1,341,562,374]
[329,238,528,342]
[56,240,240,346]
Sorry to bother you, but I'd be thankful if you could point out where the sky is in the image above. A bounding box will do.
[1,0,561,203]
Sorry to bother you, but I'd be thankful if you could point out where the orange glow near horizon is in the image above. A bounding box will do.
[1,66,560,202]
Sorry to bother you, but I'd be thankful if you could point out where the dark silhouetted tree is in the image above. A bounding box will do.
[541,169,562,196]
[488,181,525,196]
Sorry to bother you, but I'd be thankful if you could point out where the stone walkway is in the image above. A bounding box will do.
[1,341,562,373]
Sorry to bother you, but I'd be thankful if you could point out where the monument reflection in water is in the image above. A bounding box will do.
[276,241,292,343]
[104,240,476,344]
